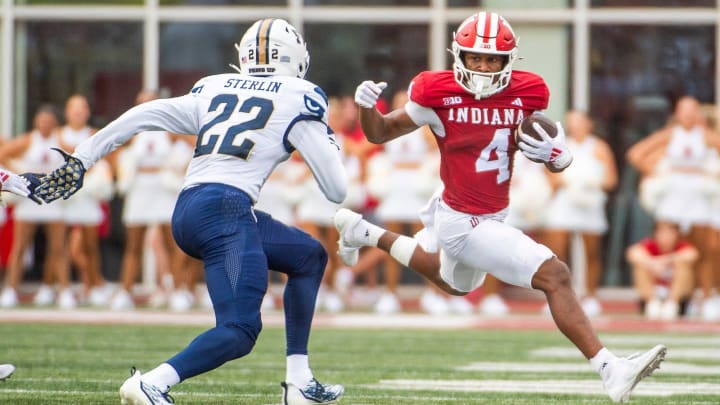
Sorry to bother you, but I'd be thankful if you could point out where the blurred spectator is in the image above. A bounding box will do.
[626,221,696,320]
[0,105,72,309]
[544,110,618,317]
[110,90,183,310]
[627,96,720,320]
[296,96,364,313]
[58,94,114,306]
[162,134,208,310]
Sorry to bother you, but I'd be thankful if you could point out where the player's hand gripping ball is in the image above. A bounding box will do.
[515,112,559,163]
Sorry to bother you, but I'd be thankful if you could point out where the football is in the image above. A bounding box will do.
[515,112,558,163]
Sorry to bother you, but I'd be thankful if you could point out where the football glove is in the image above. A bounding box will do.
[34,148,86,203]
[0,169,43,205]
[355,80,387,109]
[517,121,573,170]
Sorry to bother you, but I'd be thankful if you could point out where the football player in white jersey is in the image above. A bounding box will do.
[34,18,345,405]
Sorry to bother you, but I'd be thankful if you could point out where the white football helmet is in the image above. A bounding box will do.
[451,12,519,99]
[234,18,310,79]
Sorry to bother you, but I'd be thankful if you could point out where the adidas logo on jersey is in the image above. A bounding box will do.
[511,98,523,107]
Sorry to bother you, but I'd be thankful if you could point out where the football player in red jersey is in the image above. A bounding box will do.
[335,11,665,403]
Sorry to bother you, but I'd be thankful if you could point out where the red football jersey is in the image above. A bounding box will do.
[639,238,692,285]
[408,70,549,215]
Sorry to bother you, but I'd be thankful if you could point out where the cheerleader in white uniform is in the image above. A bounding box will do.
[110,90,179,310]
[627,96,720,320]
[160,135,205,312]
[544,110,617,317]
[58,95,113,306]
[296,97,364,312]
[0,106,74,308]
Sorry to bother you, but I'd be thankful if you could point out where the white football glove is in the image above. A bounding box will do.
[517,121,573,170]
[355,80,387,109]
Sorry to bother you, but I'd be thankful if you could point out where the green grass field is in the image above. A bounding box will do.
[0,322,718,404]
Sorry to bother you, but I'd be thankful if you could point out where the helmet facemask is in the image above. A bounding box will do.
[450,12,519,99]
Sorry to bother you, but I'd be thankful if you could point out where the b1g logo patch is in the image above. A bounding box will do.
[443,96,462,106]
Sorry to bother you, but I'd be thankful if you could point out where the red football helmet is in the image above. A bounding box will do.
[451,12,518,99]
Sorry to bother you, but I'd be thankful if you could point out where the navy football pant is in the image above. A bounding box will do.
[167,183,327,381]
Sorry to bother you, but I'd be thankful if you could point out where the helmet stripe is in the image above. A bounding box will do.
[480,12,492,43]
[256,18,274,65]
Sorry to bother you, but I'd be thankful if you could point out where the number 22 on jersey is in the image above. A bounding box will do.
[475,128,511,184]
[194,94,274,160]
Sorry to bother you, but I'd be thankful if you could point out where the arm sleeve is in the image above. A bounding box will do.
[74,95,199,169]
[287,119,348,204]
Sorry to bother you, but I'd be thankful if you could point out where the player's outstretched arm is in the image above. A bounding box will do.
[355,81,419,144]
[34,96,200,203]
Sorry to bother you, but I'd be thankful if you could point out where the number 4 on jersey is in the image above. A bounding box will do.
[475,128,511,184]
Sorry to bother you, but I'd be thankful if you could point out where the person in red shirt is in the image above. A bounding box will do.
[334,11,665,403]
[626,221,697,320]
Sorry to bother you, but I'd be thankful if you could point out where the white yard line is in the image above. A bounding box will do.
[371,379,720,397]
[532,347,720,361]
[456,361,720,375]
[600,335,720,347]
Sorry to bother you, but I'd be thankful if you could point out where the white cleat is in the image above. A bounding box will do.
[33,284,55,307]
[419,289,449,316]
[119,368,174,405]
[602,344,666,403]
[374,292,401,315]
[448,296,474,315]
[168,289,194,312]
[281,378,344,405]
[0,364,15,381]
[0,288,19,309]
[57,288,77,310]
[333,208,365,267]
[322,290,345,313]
[581,296,602,318]
[261,293,277,311]
[479,294,509,316]
[89,285,114,307]
[111,289,135,311]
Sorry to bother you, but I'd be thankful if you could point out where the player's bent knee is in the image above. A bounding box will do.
[303,240,328,277]
[222,320,262,359]
[532,258,571,293]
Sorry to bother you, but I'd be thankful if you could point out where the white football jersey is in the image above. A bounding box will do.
[74,73,347,204]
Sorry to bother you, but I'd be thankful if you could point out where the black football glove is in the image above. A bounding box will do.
[34,148,86,203]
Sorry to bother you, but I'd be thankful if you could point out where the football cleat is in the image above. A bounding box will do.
[0,364,15,381]
[602,344,666,403]
[333,208,365,266]
[119,368,174,405]
[281,378,344,405]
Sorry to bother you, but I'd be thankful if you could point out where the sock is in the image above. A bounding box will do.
[361,220,385,247]
[286,354,313,388]
[590,347,616,379]
[141,363,181,392]
[389,236,418,266]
